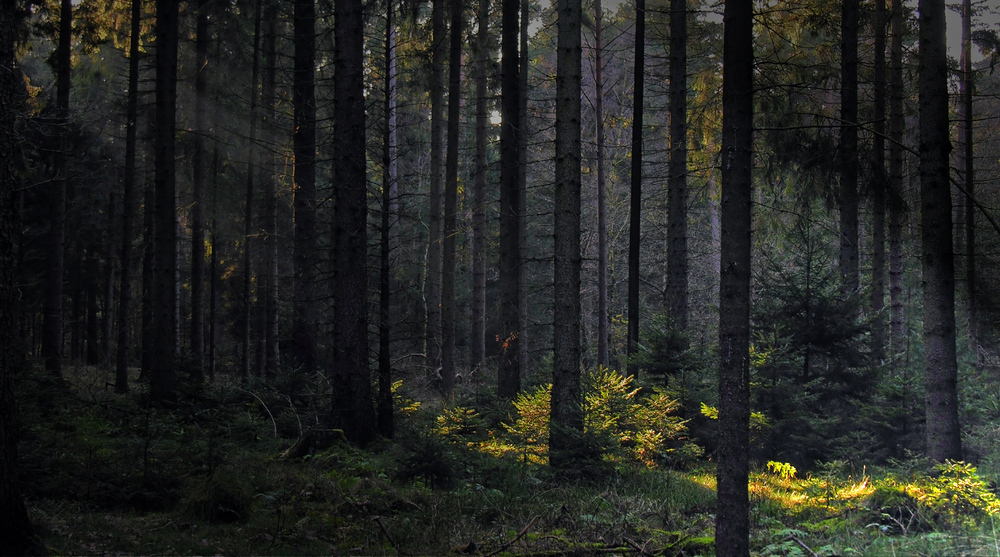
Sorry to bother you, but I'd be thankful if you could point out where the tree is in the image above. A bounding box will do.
[498,0,522,401]
[150,0,179,403]
[667,0,688,333]
[888,0,905,367]
[42,0,72,379]
[594,0,608,367]
[470,0,488,371]
[332,0,377,445]
[441,0,464,394]
[1,4,44,552]
[242,0,261,383]
[627,0,644,377]
[839,0,859,297]
[426,0,445,374]
[960,0,975,351]
[260,0,279,380]
[550,0,583,468]
[716,0,753,553]
[293,0,317,377]
[190,0,209,384]
[869,0,887,363]
[919,0,961,463]
[115,0,142,394]
[378,0,398,439]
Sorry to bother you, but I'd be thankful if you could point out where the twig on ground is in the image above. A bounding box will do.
[623,536,655,556]
[374,516,408,556]
[788,533,820,557]
[481,516,538,557]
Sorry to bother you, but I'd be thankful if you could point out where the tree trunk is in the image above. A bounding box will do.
[426,0,445,374]
[43,0,72,379]
[116,0,141,394]
[190,0,209,385]
[441,0,464,394]
[1,5,43,551]
[716,0,753,553]
[102,189,116,368]
[888,0,905,368]
[839,0,859,297]
[470,0,488,371]
[332,0,376,445]
[667,0,688,334]
[378,0,398,439]
[594,0,608,367]
[626,0,644,378]
[919,0,961,463]
[870,0,886,364]
[550,0,583,469]
[961,0,975,353]
[242,0,262,384]
[260,0,278,381]
[498,0,522,401]
[293,0,317,378]
[151,0,179,403]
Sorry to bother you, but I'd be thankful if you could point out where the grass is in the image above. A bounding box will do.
[14,364,1000,556]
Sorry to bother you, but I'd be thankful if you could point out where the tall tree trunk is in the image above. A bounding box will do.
[961,0,975,353]
[498,0,522,401]
[43,0,72,379]
[919,0,961,463]
[888,0,905,369]
[115,0,140,393]
[151,0,179,403]
[0,4,43,550]
[441,0,463,394]
[870,0,887,363]
[470,0,488,371]
[667,0,688,334]
[426,0,446,374]
[208,36,222,384]
[190,0,209,384]
[261,0,278,380]
[86,258,99,365]
[517,0,529,381]
[627,0,644,378]
[243,0,262,383]
[102,188,116,368]
[332,0,376,445]
[839,0,859,297]
[378,0,398,439]
[140,133,154,381]
[550,0,582,469]
[293,0,317,377]
[594,0,608,367]
[716,0,753,553]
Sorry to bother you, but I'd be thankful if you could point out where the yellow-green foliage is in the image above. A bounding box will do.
[486,369,700,467]
[917,461,1000,522]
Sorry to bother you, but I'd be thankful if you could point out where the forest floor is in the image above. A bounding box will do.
[15,364,1000,556]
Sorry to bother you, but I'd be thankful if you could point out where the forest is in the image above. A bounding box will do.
[2,0,1000,554]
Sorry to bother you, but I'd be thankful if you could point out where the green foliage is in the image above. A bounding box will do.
[918,461,1000,524]
[768,461,798,480]
[181,471,254,523]
[491,369,701,468]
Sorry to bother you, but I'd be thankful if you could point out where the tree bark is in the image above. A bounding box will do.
[378,0,398,439]
[627,0,644,378]
[426,0,446,374]
[550,0,583,468]
[888,0,905,369]
[43,0,72,379]
[839,0,859,297]
[667,0,688,334]
[593,0,608,367]
[242,0,262,383]
[961,0,975,353]
[870,0,886,364]
[0,4,44,551]
[261,0,278,381]
[470,0,488,371]
[151,0,179,403]
[919,0,961,463]
[293,0,317,378]
[190,0,209,385]
[116,0,140,393]
[498,0,522,401]
[441,0,464,394]
[716,0,753,553]
[332,0,377,445]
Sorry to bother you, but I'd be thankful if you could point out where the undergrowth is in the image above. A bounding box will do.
[13,363,1000,556]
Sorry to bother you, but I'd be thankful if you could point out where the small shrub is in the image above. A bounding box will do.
[181,472,253,523]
